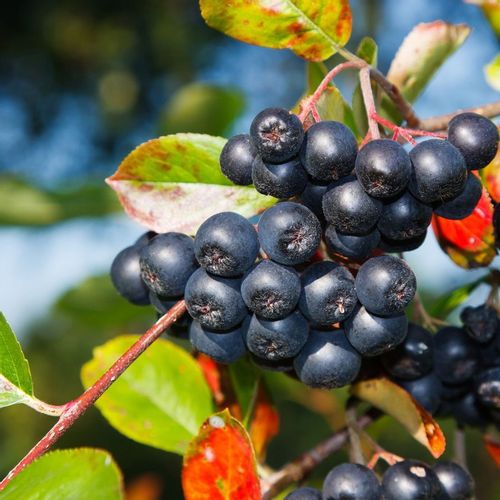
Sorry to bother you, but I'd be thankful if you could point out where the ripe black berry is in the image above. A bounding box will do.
[219,134,255,185]
[252,155,308,199]
[409,139,467,203]
[382,323,434,380]
[398,372,443,414]
[189,318,248,364]
[241,260,301,320]
[434,327,479,385]
[378,233,427,254]
[250,108,304,163]
[433,173,482,220]
[258,202,321,265]
[355,139,411,198]
[284,487,322,500]
[451,392,489,428]
[355,255,416,316]
[325,225,380,260]
[447,112,499,170]
[344,304,408,357]
[139,233,198,297]
[245,310,309,361]
[194,212,259,277]
[322,463,382,500]
[433,461,475,500]
[382,460,444,500]
[135,231,157,248]
[250,353,294,372]
[299,121,358,182]
[184,269,247,331]
[474,367,500,409]
[294,329,361,389]
[460,304,498,344]
[322,176,383,235]
[377,191,433,240]
[110,246,150,305]
[299,261,357,326]
[299,181,329,219]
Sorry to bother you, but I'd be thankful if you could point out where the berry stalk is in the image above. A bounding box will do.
[0,300,187,492]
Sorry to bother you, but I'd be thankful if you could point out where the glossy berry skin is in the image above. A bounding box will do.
[110,246,150,305]
[299,121,358,182]
[434,327,479,385]
[377,191,433,240]
[135,231,157,248]
[194,212,259,277]
[150,293,191,334]
[252,155,308,199]
[284,487,322,500]
[355,139,411,198]
[184,269,247,331]
[258,202,322,265]
[474,367,500,409]
[447,112,499,170]
[379,233,426,253]
[140,233,198,297]
[433,461,475,500]
[299,261,356,326]
[460,304,498,344]
[250,353,295,372]
[399,372,443,414]
[299,181,329,219]
[434,173,482,220]
[250,108,304,163]
[325,225,380,260]
[382,323,434,380]
[355,255,416,316]
[382,460,445,500]
[219,134,255,185]
[322,176,383,235]
[294,329,361,389]
[245,310,309,361]
[241,260,301,320]
[189,319,248,364]
[344,304,408,357]
[452,392,489,428]
[322,463,382,500]
[441,381,472,401]
[409,139,467,204]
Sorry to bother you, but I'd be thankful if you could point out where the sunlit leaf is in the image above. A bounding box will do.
[382,21,470,123]
[81,335,214,455]
[0,448,123,499]
[351,377,446,458]
[467,0,500,36]
[199,0,353,62]
[432,188,497,268]
[485,52,500,91]
[480,135,500,203]
[106,134,275,234]
[182,409,260,500]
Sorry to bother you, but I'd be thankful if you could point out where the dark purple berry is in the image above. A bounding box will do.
[219,134,255,185]
[111,246,150,305]
[434,173,482,220]
[398,372,443,414]
[322,463,382,500]
[460,304,498,344]
[325,225,380,260]
[433,461,475,500]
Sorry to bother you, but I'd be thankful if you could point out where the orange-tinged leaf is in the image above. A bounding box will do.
[432,187,497,268]
[182,410,261,500]
[249,385,280,462]
[199,0,352,62]
[197,354,224,406]
[351,377,446,458]
[484,435,500,468]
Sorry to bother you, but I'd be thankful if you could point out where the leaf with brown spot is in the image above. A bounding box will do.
[351,377,446,458]
[199,0,352,62]
[484,435,500,468]
[107,134,276,234]
[182,409,261,500]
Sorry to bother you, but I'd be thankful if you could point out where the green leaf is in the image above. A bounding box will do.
[81,335,214,454]
[229,359,260,424]
[0,313,33,408]
[485,52,500,91]
[158,83,244,136]
[381,21,470,123]
[352,37,378,136]
[199,0,353,62]
[106,133,276,234]
[0,176,120,226]
[0,448,123,499]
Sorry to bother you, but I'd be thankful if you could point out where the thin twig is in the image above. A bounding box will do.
[260,411,378,499]
[0,301,187,492]
[454,426,468,470]
[346,398,366,465]
[360,68,381,140]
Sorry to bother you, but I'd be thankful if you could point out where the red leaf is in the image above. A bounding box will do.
[182,410,261,500]
[484,435,500,469]
[197,354,224,406]
[432,187,497,268]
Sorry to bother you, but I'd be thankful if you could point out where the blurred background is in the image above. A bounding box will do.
[0,0,499,498]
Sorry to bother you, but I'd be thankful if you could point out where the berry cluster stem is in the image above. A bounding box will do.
[0,300,187,492]
[359,68,381,140]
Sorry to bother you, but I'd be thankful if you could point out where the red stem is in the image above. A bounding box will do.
[0,300,187,491]
[359,68,380,140]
